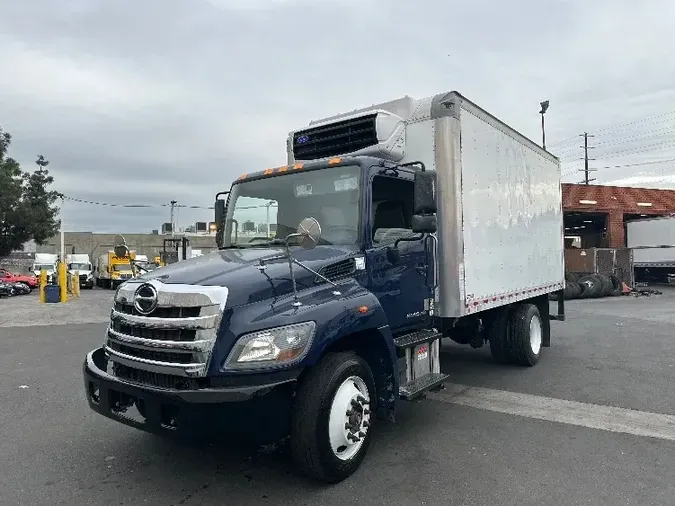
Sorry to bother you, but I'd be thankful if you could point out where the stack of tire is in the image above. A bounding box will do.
[555,272,623,300]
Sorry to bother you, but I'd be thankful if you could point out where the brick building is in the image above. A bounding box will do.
[562,183,675,248]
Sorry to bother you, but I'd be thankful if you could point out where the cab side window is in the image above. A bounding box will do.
[371,175,415,246]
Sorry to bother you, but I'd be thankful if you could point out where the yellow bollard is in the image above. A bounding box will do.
[73,273,80,297]
[66,273,73,299]
[58,262,67,302]
[39,269,47,303]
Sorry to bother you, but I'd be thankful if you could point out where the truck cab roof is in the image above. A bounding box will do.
[235,156,405,184]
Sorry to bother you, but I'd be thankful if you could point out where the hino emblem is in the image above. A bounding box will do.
[134,283,158,315]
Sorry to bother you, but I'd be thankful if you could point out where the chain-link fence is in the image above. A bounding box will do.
[565,247,634,287]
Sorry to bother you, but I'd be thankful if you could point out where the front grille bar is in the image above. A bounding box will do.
[110,310,217,330]
[104,344,207,377]
[107,327,213,353]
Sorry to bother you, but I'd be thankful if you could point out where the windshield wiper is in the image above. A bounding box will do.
[245,239,287,248]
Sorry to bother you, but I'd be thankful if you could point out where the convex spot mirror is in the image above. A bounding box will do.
[296,217,321,250]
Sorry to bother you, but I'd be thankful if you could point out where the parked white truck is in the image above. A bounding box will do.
[627,215,675,282]
[32,253,58,283]
[83,90,565,483]
[66,253,94,289]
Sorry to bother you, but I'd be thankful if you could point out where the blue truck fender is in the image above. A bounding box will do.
[300,282,399,421]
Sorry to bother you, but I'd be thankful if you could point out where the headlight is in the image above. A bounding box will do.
[224,321,316,369]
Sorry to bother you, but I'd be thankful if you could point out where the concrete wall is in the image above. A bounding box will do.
[35,232,219,260]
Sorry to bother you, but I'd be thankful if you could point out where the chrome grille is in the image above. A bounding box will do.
[104,280,228,382]
[110,319,196,341]
[113,301,201,318]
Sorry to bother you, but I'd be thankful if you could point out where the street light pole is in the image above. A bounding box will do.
[539,100,549,150]
[60,196,65,262]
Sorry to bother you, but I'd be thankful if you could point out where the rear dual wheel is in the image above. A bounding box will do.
[489,303,543,367]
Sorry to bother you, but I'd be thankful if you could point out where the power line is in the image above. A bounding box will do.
[593,126,675,148]
[547,134,582,149]
[591,110,675,136]
[594,139,675,159]
[594,157,675,170]
[62,195,277,211]
[62,195,214,209]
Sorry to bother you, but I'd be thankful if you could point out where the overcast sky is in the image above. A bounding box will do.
[1,0,675,233]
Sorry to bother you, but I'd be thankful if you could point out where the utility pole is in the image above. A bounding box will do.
[579,132,596,185]
[170,200,177,237]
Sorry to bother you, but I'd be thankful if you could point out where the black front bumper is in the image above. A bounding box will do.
[83,348,297,440]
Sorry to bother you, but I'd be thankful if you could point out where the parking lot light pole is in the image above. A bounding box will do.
[60,196,65,263]
[539,100,549,150]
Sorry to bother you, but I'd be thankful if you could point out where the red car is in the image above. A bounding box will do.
[0,268,38,289]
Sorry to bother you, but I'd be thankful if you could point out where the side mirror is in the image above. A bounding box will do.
[214,199,225,226]
[413,170,437,215]
[412,169,437,234]
[412,214,437,234]
[214,191,229,248]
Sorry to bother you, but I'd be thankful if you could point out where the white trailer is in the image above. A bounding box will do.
[627,215,675,282]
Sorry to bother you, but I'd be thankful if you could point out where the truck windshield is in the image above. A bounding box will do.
[113,264,131,271]
[69,263,91,270]
[33,264,54,271]
[223,165,361,247]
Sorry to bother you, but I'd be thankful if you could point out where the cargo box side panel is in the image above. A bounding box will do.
[632,247,675,267]
[626,217,675,247]
[459,106,564,314]
[627,217,675,266]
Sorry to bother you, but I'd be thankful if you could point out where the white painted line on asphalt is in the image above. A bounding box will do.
[428,384,675,442]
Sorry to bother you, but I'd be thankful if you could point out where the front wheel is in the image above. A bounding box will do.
[291,352,376,483]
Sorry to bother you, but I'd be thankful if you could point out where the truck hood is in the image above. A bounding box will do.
[139,245,361,308]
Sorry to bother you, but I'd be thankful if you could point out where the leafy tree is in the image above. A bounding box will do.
[0,127,62,257]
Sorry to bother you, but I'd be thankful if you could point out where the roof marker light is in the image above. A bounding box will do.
[328,157,342,165]
[579,199,597,205]
[636,202,653,207]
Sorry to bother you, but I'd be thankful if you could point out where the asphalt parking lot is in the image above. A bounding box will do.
[1,287,674,505]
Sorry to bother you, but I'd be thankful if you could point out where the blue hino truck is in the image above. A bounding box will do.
[83,91,566,483]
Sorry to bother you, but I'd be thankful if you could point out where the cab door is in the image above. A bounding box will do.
[365,173,431,334]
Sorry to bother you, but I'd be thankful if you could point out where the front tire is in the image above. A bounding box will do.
[291,352,376,483]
